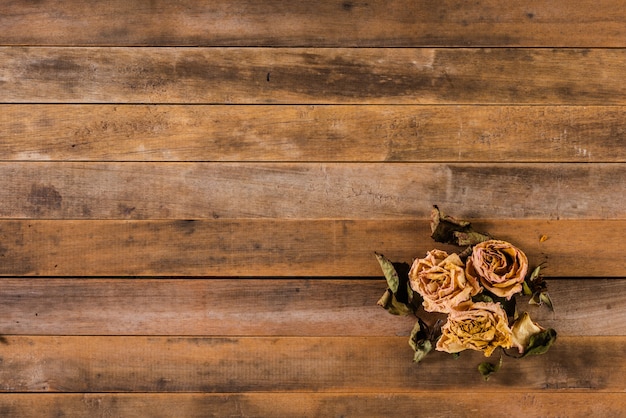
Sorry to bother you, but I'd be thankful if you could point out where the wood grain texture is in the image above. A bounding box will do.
[2,105,625,163]
[0,278,622,337]
[0,393,624,418]
[0,279,407,337]
[4,47,626,104]
[2,0,626,47]
[0,336,623,392]
[2,0,624,415]
[0,220,623,277]
[1,162,624,220]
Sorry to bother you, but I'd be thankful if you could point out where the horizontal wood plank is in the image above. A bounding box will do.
[0,278,622,337]
[3,48,626,104]
[2,1,626,47]
[0,220,623,277]
[0,393,624,418]
[0,336,623,392]
[1,162,624,219]
[2,105,625,162]
[0,279,406,337]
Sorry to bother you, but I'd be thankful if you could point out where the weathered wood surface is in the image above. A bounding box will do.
[0,162,623,219]
[0,336,623,392]
[4,47,626,104]
[1,1,624,416]
[3,105,624,163]
[2,0,626,47]
[0,393,623,418]
[1,393,624,418]
[0,220,623,277]
[0,278,622,337]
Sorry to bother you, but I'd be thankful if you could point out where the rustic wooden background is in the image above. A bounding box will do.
[1,1,625,416]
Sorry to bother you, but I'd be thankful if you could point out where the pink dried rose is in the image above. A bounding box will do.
[409,250,481,313]
[466,240,529,300]
[436,301,513,357]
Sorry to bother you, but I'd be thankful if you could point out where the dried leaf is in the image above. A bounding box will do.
[540,234,549,242]
[430,206,490,246]
[529,265,542,282]
[377,289,412,316]
[478,355,503,381]
[539,292,554,311]
[454,230,492,247]
[522,328,557,357]
[409,319,433,363]
[529,290,554,311]
[413,340,432,363]
[375,252,400,293]
[529,292,541,305]
[377,289,393,309]
[374,252,418,316]
[472,293,494,303]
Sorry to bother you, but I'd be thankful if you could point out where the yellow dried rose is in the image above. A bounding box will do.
[436,302,513,357]
[466,240,529,300]
[408,250,481,313]
[511,312,544,354]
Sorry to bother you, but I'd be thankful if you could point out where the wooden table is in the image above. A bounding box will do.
[0,1,625,416]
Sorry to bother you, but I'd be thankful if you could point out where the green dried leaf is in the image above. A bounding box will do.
[377,289,393,309]
[409,319,433,363]
[377,289,413,316]
[522,328,557,357]
[454,230,491,247]
[529,292,541,305]
[375,252,400,293]
[540,292,554,311]
[478,355,503,381]
[430,206,490,246]
[413,340,432,363]
[529,290,554,311]
[529,265,542,282]
[472,293,494,303]
[522,280,533,296]
[375,252,417,315]
[406,280,414,302]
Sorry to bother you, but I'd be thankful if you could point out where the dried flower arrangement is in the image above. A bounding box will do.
[376,206,557,379]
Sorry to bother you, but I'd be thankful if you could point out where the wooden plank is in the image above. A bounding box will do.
[2,105,625,163]
[0,279,407,337]
[2,1,626,47]
[3,47,626,104]
[0,393,624,418]
[1,162,624,219]
[0,220,623,277]
[0,336,623,392]
[0,278,623,337]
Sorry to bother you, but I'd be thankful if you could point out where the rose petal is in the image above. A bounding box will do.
[511,312,544,354]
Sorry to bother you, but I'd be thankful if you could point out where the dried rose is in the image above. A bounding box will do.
[408,250,481,313]
[510,312,544,354]
[466,240,529,300]
[436,302,513,357]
